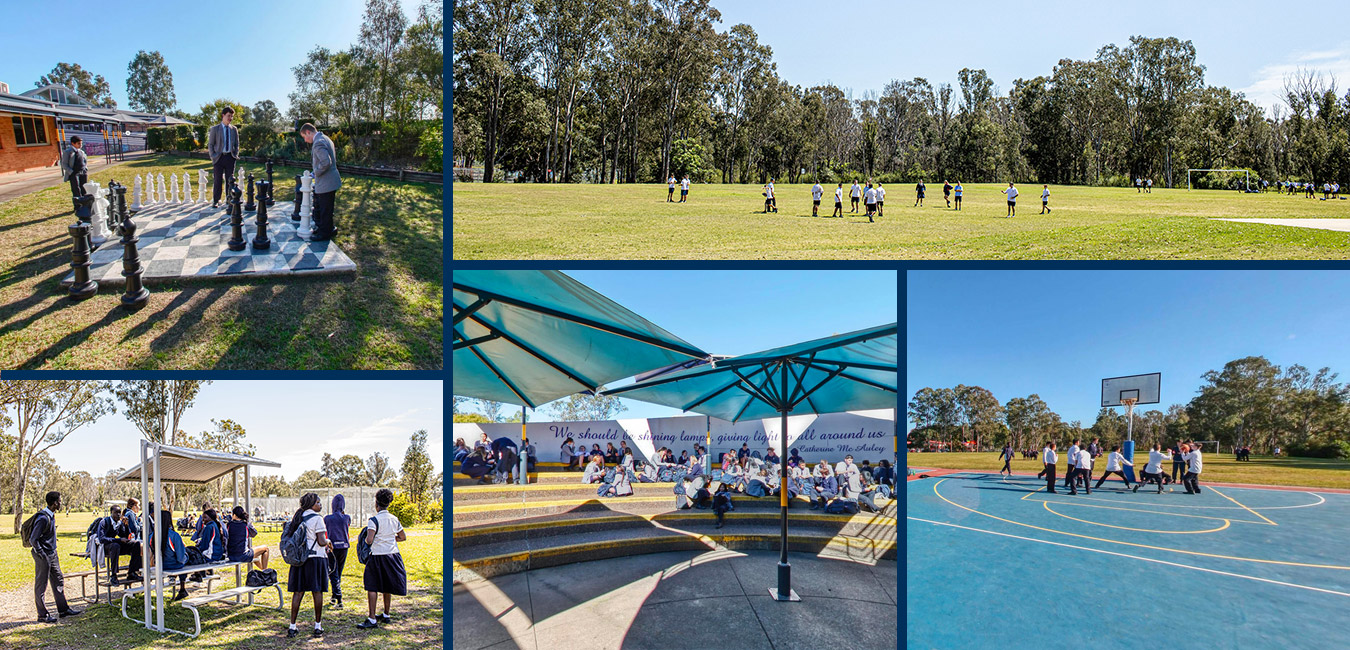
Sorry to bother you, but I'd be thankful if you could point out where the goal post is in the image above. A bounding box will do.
[1196,440,1220,455]
[1187,169,1251,192]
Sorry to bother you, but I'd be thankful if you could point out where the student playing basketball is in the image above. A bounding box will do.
[1004,182,1018,217]
[1041,442,1058,493]
[1069,444,1092,495]
[1094,446,1133,489]
[811,182,823,217]
[833,183,844,217]
[1182,442,1203,494]
[1133,443,1168,494]
[943,180,953,207]
[998,445,1014,476]
[850,180,862,213]
[1040,184,1051,214]
[914,180,926,207]
[667,176,676,202]
[953,181,963,210]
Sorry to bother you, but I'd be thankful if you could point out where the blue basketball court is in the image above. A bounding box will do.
[907,470,1350,649]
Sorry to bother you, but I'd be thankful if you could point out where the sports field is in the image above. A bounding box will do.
[0,512,443,649]
[451,182,1350,259]
[907,471,1350,649]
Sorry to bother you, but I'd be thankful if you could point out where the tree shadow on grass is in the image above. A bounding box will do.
[19,303,135,368]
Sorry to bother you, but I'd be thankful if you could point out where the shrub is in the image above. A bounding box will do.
[417,123,443,173]
[146,127,174,152]
[239,124,275,155]
[423,500,443,525]
[1286,440,1350,459]
[173,125,197,150]
[386,492,420,526]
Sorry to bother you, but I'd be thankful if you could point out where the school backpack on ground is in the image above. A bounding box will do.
[280,513,319,567]
[356,516,378,564]
[246,568,278,587]
[824,499,859,515]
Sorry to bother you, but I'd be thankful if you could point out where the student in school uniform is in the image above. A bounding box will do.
[680,176,690,202]
[863,184,877,222]
[953,181,963,210]
[30,491,83,623]
[285,493,333,638]
[1133,443,1169,493]
[1094,446,1134,489]
[1003,182,1018,217]
[833,183,844,217]
[811,182,823,216]
[667,176,677,202]
[999,444,1014,476]
[876,183,886,217]
[1041,442,1058,493]
[324,495,351,610]
[943,180,953,207]
[1064,439,1081,490]
[1182,443,1204,494]
[763,179,777,213]
[583,455,606,484]
[1040,185,1052,213]
[357,489,409,630]
[850,180,862,212]
[1170,443,1185,483]
[914,180,926,207]
[227,506,270,570]
[1069,445,1092,495]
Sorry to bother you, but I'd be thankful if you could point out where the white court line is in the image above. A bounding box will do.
[989,474,1328,511]
[907,516,1350,599]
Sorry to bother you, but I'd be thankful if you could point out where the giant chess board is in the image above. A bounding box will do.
[62,200,356,287]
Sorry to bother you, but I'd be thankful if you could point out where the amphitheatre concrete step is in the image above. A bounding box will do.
[451,481,684,503]
[451,521,897,582]
[452,506,897,548]
[451,490,898,525]
[451,472,587,487]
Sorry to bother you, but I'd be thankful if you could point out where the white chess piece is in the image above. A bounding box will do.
[156,173,167,203]
[170,174,181,203]
[236,168,244,192]
[298,171,314,238]
[84,181,113,245]
[131,175,143,210]
[182,172,192,204]
[198,169,208,203]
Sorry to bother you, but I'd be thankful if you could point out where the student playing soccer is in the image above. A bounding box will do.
[1004,182,1018,217]
[876,183,885,217]
[667,176,676,202]
[953,181,963,210]
[914,180,926,207]
[1094,446,1134,489]
[943,180,953,207]
[1133,443,1168,493]
[680,176,690,202]
[1040,184,1051,214]
[863,184,876,222]
[833,183,844,217]
[811,182,823,217]
[850,180,862,213]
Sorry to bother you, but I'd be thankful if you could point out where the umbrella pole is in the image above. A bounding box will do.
[770,362,799,602]
[518,406,528,485]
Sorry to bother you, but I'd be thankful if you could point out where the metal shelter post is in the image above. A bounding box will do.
[770,360,799,602]
[705,415,712,475]
[152,442,163,632]
[139,440,150,630]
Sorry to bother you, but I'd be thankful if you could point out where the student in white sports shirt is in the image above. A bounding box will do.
[833,183,844,217]
[811,182,823,217]
[763,179,777,213]
[679,176,690,203]
[1182,442,1204,494]
[1094,446,1134,490]
[863,184,877,222]
[1040,442,1058,493]
[1069,444,1093,495]
[1040,184,1051,214]
[850,180,862,213]
[875,183,886,217]
[1003,182,1019,218]
[1063,439,1080,491]
[1133,442,1169,493]
[667,176,677,202]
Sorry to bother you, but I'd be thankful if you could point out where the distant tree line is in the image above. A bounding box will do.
[908,356,1350,458]
[454,0,1350,188]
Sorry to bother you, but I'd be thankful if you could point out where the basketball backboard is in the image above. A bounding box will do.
[1101,373,1161,407]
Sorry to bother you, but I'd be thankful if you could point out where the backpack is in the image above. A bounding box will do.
[824,499,859,515]
[20,511,44,549]
[280,513,319,567]
[246,568,278,587]
[86,517,108,543]
[356,517,378,565]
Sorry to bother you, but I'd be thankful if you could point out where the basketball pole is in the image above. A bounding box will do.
[1123,398,1138,483]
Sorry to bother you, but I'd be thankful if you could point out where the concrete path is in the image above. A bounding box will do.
[0,150,153,205]
[1214,218,1350,233]
[453,549,897,650]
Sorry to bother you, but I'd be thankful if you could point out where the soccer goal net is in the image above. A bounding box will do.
[1195,441,1220,454]
[1187,169,1252,192]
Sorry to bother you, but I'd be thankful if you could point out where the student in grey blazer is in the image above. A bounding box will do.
[208,107,240,207]
[61,136,89,198]
[300,123,341,240]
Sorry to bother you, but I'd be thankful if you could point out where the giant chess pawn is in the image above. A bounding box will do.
[291,174,303,222]
[67,215,98,301]
[118,214,150,310]
[236,167,244,192]
[182,171,192,204]
[227,184,246,252]
[298,171,314,239]
[111,182,128,231]
[170,174,181,203]
[264,161,276,206]
[157,172,167,203]
[131,175,143,211]
[84,181,113,246]
[252,181,272,250]
[244,173,256,212]
[198,169,208,203]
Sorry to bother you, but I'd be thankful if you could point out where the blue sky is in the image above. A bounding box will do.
[38,381,443,481]
[2,0,417,114]
[716,0,1350,113]
[458,270,899,420]
[907,270,1350,426]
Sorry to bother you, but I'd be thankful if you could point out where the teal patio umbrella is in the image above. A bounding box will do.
[603,323,898,601]
[453,270,708,481]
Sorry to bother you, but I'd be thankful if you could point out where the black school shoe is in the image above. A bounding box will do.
[59,607,82,617]
[357,619,379,629]
[40,615,59,624]
[287,627,299,638]
[378,613,392,624]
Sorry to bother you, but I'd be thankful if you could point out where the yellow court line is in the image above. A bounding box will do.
[930,478,1350,570]
[1025,497,1269,526]
[1041,501,1231,534]
[1210,486,1279,526]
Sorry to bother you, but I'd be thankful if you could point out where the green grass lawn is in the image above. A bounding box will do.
[0,154,443,369]
[0,512,442,649]
[452,182,1350,259]
[907,451,1350,490]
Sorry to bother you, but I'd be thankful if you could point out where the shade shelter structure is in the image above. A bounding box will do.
[603,323,899,602]
[453,270,708,482]
[115,441,281,636]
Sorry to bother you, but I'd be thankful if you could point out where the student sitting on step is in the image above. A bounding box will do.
[560,437,579,471]
[582,454,606,484]
[809,466,839,510]
[459,448,494,484]
[452,438,470,464]
[712,483,735,529]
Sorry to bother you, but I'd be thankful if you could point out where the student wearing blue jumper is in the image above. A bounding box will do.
[227,506,270,570]
[325,494,352,609]
[29,491,82,623]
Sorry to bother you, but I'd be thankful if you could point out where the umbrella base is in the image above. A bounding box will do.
[767,587,800,602]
